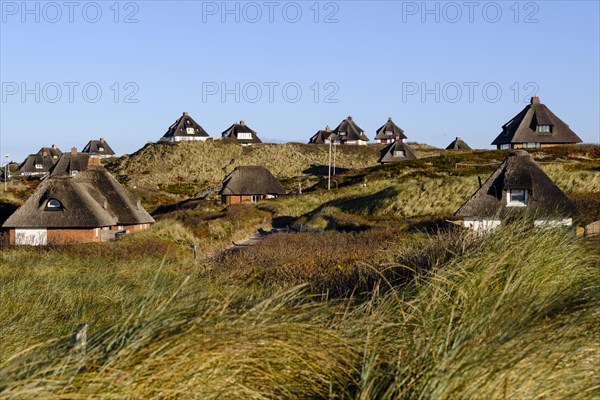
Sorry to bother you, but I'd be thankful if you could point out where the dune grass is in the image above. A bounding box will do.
[0,224,598,399]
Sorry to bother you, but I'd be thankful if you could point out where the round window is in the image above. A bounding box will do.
[47,199,62,208]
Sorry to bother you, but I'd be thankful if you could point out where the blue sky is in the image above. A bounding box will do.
[1,0,599,163]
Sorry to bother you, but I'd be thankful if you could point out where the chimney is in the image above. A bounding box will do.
[87,157,101,168]
[325,125,331,132]
[388,117,392,121]
[51,144,57,149]
[456,136,461,140]
[183,112,188,116]
[347,116,352,121]
[71,147,77,154]
[99,137,105,143]
[240,120,245,125]
[531,96,540,105]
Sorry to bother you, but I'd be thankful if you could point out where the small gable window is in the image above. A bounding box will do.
[35,163,43,169]
[507,189,528,207]
[186,127,195,134]
[71,170,79,177]
[238,132,252,140]
[339,131,347,136]
[537,125,551,133]
[385,131,393,136]
[47,199,62,209]
[98,146,105,152]
[393,150,405,157]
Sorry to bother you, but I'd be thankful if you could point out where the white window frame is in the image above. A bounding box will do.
[523,142,540,148]
[393,150,405,157]
[47,199,62,208]
[186,127,195,135]
[537,125,551,133]
[237,132,252,140]
[507,189,528,207]
[500,144,511,150]
[251,195,261,202]
[35,163,43,169]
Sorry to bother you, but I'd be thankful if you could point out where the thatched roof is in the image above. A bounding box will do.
[49,152,93,177]
[19,146,62,174]
[221,121,262,144]
[378,141,417,163]
[219,166,285,196]
[332,116,369,142]
[308,126,332,144]
[162,112,210,140]
[3,169,154,228]
[455,150,577,218]
[491,97,582,146]
[82,138,115,156]
[374,117,406,141]
[446,136,472,150]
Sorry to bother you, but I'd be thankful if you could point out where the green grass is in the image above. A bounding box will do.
[0,225,598,399]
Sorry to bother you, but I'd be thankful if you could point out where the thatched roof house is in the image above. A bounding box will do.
[19,145,62,177]
[48,149,93,177]
[219,166,285,204]
[3,166,154,245]
[378,141,417,164]
[331,116,369,145]
[374,117,406,144]
[491,97,582,149]
[82,138,116,158]
[221,121,262,145]
[161,112,210,142]
[455,150,577,232]
[308,126,332,144]
[446,136,471,150]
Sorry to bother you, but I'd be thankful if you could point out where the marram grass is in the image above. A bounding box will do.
[0,224,598,399]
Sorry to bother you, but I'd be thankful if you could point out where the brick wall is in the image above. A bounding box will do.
[47,228,100,245]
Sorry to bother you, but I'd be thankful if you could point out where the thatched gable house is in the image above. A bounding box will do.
[455,150,577,233]
[331,116,369,145]
[161,112,210,142]
[219,166,285,204]
[19,145,62,177]
[221,121,262,145]
[82,138,116,158]
[48,149,93,177]
[446,136,471,150]
[374,117,406,144]
[3,166,154,245]
[308,126,332,144]
[491,97,582,149]
[378,141,417,164]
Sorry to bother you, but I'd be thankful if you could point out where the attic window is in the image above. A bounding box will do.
[537,125,552,133]
[46,199,62,210]
[339,131,347,136]
[35,163,43,169]
[393,150,405,157]
[186,127,195,134]
[238,132,252,140]
[507,189,528,207]
[71,170,79,177]
[98,146,105,152]
[386,131,393,136]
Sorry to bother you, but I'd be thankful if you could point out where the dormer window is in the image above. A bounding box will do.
[186,127,195,134]
[393,150,405,157]
[71,170,79,177]
[537,125,552,133]
[238,132,252,140]
[507,189,528,207]
[46,198,62,210]
[35,163,43,170]
[339,131,347,136]
[98,146,105,152]
[385,131,393,136]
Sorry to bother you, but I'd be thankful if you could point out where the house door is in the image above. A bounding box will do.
[15,228,48,246]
